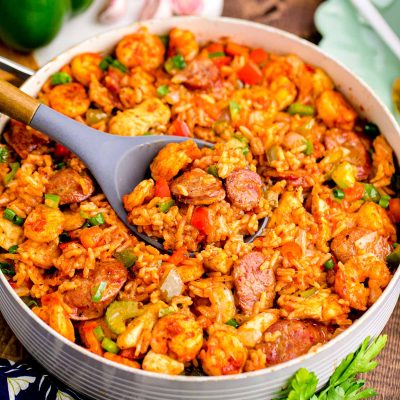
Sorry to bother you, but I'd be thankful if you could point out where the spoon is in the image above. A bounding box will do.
[0,79,267,251]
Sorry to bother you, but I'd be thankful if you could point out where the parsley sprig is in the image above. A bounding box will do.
[275,335,387,400]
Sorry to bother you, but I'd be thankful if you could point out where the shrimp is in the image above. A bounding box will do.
[78,320,104,356]
[109,98,171,136]
[142,350,184,375]
[19,240,61,269]
[116,28,165,70]
[237,310,280,348]
[269,76,297,111]
[200,328,248,375]
[0,214,24,250]
[151,313,203,362]
[49,82,90,118]
[123,179,155,211]
[168,28,199,62]
[335,254,391,311]
[71,53,103,86]
[89,77,117,114]
[150,140,201,181]
[315,90,357,130]
[24,204,65,243]
[117,301,166,356]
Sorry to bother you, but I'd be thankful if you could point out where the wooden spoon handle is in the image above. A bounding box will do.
[0,79,40,124]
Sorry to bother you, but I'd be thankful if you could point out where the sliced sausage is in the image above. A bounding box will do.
[225,169,263,211]
[233,252,275,315]
[5,120,49,158]
[331,227,391,263]
[173,58,219,90]
[324,129,371,180]
[263,167,312,188]
[63,260,128,320]
[170,168,225,205]
[46,168,94,205]
[256,319,331,366]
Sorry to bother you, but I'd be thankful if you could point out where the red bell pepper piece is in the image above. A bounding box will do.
[167,246,188,265]
[154,177,171,198]
[389,198,400,223]
[54,143,70,157]
[249,48,268,64]
[173,120,191,137]
[237,62,263,85]
[191,207,211,235]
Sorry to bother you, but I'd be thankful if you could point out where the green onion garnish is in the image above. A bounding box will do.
[8,245,18,254]
[379,195,390,209]
[0,146,9,163]
[88,213,105,226]
[111,59,127,73]
[114,249,138,269]
[165,54,186,73]
[158,200,175,213]
[332,188,345,200]
[93,326,105,342]
[207,165,219,178]
[242,146,250,156]
[51,72,72,86]
[92,281,107,303]
[394,243,399,249]
[288,103,315,116]
[99,56,114,71]
[156,84,169,97]
[3,208,16,221]
[13,216,24,226]
[101,337,119,354]
[4,162,20,184]
[55,162,66,170]
[364,122,380,136]
[208,51,226,59]
[362,183,381,203]
[298,287,317,298]
[158,34,169,48]
[158,307,175,318]
[229,100,241,120]
[303,139,314,155]
[324,258,335,270]
[0,262,15,276]
[226,318,240,328]
[44,193,60,209]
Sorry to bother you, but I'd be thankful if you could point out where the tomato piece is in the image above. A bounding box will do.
[167,246,188,265]
[206,42,224,53]
[173,120,191,137]
[154,177,171,198]
[54,143,70,157]
[249,48,268,64]
[191,207,211,235]
[80,226,105,249]
[280,242,302,260]
[226,42,248,56]
[343,182,365,202]
[389,198,400,223]
[237,62,263,85]
[211,56,232,69]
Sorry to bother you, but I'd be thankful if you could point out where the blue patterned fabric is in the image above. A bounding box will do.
[0,359,89,400]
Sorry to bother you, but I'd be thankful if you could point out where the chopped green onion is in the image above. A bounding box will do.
[0,262,15,276]
[226,318,239,328]
[101,337,119,354]
[105,300,142,334]
[331,161,356,189]
[158,34,169,48]
[266,145,279,163]
[158,306,175,318]
[55,162,66,170]
[13,216,24,226]
[298,287,317,298]
[86,108,108,125]
[111,59,127,73]
[59,232,71,243]
[4,162,20,184]
[114,249,138,269]
[208,51,226,58]
[165,54,186,73]
[158,200,175,213]
[362,183,381,203]
[156,84,169,97]
[51,71,72,86]
[233,134,248,144]
[143,132,153,136]
[93,326,105,342]
[364,122,380,136]
[303,139,313,156]
[92,281,107,303]
[22,297,38,308]
[229,100,241,120]
[82,221,91,228]
[387,246,400,267]
[379,195,390,209]
[44,193,60,209]
[0,146,9,163]
[3,208,16,221]
[99,56,114,71]
[393,243,399,249]
[88,213,105,226]
[288,103,315,116]
[332,188,345,200]
[8,245,18,254]
[242,146,250,156]
[324,259,335,270]
[207,165,219,178]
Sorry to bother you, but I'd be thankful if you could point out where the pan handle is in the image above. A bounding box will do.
[0,56,35,81]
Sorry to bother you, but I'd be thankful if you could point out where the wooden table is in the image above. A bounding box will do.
[0,0,399,397]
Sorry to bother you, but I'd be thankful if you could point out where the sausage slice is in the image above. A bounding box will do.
[233,252,275,315]
[170,168,225,205]
[226,169,263,211]
[46,168,95,205]
[257,320,331,366]
[63,260,128,320]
